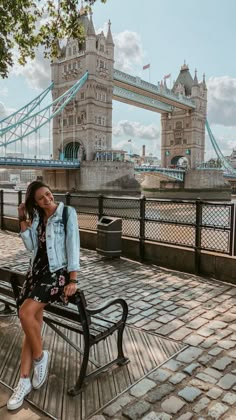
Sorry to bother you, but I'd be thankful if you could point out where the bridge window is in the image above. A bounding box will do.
[68,115,74,125]
[64,65,67,72]
[186,123,189,128]
[63,119,67,127]
[73,46,76,55]
[176,121,182,129]
[99,60,105,69]
[175,139,181,145]
[77,116,81,124]
[68,47,72,57]
[183,139,187,144]
[100,44,104,52]
[81,92,85,99]
[170,140,174,145]
[169,125,171,130]
[73,62,77,69]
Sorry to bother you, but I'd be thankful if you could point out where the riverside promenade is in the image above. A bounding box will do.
[0,230,236,419]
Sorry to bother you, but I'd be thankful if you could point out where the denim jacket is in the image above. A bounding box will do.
[20,202,80,275]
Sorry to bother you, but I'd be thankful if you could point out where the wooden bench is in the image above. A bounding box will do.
[0,267,129,396]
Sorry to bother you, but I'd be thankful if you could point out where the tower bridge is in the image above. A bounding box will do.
[0,10,235,192]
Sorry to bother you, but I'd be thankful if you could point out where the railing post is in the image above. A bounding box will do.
[18,190,22,206]
[98,194,103,220]
[0,190,3,230]
[139,194,146,261]
[195,198,202,275]
[65,192,71,206]
[233,203,236,257]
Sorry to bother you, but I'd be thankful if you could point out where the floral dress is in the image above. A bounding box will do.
[18,220,70,307]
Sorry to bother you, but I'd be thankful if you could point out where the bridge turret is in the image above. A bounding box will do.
[161,63,207,169]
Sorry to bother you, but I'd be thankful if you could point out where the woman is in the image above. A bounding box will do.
[7,181,80,411]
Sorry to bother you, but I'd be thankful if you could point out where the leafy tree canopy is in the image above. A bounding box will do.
[0,0,106,78]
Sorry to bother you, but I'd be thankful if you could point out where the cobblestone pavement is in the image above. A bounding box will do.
[1,230,236,420]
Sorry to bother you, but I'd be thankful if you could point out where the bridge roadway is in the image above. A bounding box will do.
[113,68,196,113]
[0,231,236,418]
[0,157,80,169]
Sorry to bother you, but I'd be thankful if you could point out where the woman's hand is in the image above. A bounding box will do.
[64,282,78,297]
[18,203,26,218]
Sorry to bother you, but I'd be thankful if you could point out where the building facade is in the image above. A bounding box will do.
[51,12,114,162]
[161,63,207,169]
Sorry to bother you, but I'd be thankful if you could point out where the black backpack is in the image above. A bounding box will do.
[62,205,69,235]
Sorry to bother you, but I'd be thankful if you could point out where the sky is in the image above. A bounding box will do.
[0,0,236,161]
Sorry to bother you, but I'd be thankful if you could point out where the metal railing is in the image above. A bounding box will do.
[0,190,235,273]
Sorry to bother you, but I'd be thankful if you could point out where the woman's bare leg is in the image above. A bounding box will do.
[19,299,46,361]
[20,308,44,377]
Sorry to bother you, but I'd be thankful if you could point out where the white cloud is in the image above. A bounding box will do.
[0,102,16,119]
[12,49,51,90]
[207,76,236,127]
[113,31,145,73]
[113,120,160,140]
[0,87,9,97]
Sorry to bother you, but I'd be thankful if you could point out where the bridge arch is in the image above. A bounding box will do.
[63,141,86,161]
[171,155,189,168]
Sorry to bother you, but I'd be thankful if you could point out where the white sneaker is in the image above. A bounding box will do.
[32,350,50,389]
[7,378,32,410]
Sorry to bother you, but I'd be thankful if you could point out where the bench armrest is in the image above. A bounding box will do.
[86,297,128,323]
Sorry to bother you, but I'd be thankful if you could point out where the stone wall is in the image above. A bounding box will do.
[184,169,230,189]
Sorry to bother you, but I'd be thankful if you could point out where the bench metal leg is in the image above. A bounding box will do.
[67,344,90,396]
[117,324,129,366]
[0,303,16,316]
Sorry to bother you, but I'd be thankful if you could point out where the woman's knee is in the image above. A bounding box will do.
[19,306,33,323]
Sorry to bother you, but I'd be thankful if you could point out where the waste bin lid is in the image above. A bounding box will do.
[98,216,122,225]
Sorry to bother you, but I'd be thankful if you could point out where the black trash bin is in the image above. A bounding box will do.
[96,216,122,257]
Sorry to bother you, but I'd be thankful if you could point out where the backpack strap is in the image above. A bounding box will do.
[62,205,69,235]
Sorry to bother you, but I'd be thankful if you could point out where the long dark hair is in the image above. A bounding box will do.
[25,181,53,222]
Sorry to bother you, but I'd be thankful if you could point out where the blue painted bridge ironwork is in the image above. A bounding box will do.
[0,157,80,169]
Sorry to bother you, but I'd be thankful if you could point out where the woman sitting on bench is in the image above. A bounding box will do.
[7,180,80,411]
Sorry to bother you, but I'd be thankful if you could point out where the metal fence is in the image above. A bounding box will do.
[0,190,235,261]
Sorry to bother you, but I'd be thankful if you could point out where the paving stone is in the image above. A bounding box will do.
[178,386,202,402]
[144,321,163,331]
[187,318,208,329]
[208,402,229,419]
[201,310,219,320]
[90,416,107,420]
[169,373,186,385]
[222,392,236,405]
[183,334,205,346]
[200,337,218,348]
[196,327,215,337]
[192,397,211,413]
[228,350,236,358]
[122,400,151,420]
[148,368,171,383]
[217,373,236,390]
[171,308,189,317]
[203,368,223,380]
[156,314,176,324]
[141,412,172,420]
[176,347,203,363]
[176,413,193,420]
[169,327,192,340]
[206,387,223,399]
[218,340,235,349]
[212,357,234,371]
[163,359,183,372]
[208,347,223,356]
[103,395,133,416]
[146,383,174,403]
[156,320,184,336]
[183,363,201,376]
[161,396,186,414]
[195,373,217,384]
[130,379,156,397]
[189,379,211,391]
[207,320,228,329]
[198,355,213,366]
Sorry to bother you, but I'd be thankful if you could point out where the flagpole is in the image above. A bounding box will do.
[149,66,150,83]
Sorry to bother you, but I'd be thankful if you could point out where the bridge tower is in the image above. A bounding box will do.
[161,63,207,169]
[51,11,114,161]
